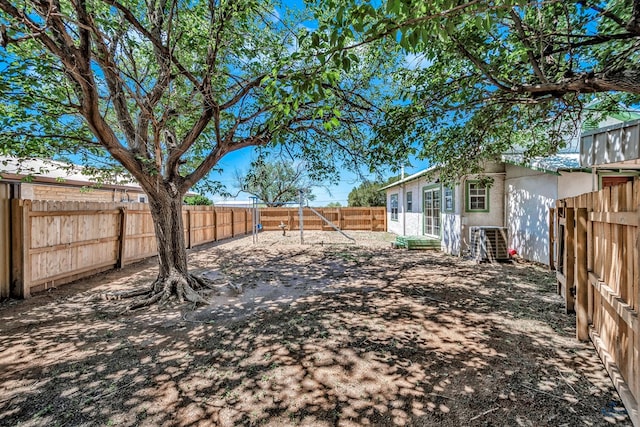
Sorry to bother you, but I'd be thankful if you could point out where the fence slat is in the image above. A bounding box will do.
[576,208,589,341]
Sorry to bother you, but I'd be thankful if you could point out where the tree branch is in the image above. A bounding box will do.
[509,9,547,83]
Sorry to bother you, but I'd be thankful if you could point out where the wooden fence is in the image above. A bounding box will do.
[552,180,639,426]
[259,207,386,232]
[9,201,255,297]
[7,202,386,297]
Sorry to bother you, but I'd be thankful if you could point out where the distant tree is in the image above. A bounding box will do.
[348,176,399,207]
[348,181,383,207]
[184,195,212,206]
[326,201,342,207]
[237,158,318,207]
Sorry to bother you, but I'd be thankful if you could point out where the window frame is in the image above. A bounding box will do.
[406,191,413,212]
[390,193,399,221]
[442,186,454,213]
[465,180,489,212]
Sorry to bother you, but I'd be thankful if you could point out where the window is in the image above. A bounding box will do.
[466,181,489,212]
[443,187,454,212]
[390,194,398,221]
[406,191,413,212]
[138,195,147,203]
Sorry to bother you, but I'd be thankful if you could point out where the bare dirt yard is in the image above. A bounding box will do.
[0,231,632,426]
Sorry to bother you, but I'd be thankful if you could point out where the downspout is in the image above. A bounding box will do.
[401,166,406,236]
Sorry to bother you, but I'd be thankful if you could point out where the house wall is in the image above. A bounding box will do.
[505,166,592,265]
[557,171,593,199]
[386,178,426,236]
[505,165,558,264]
[19,183,146,203]
[459,169,506,253]
[386,163,506,256]
[442,211,462,255]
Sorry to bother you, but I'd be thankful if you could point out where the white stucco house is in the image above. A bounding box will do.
[382,161,507,257]
[383,118,640,264]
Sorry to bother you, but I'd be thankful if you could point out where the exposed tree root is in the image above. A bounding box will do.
[101,273,218,310]
[100,288,150,301]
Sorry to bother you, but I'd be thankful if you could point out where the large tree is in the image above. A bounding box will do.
[315,0,640,181]
[0,0,400,307]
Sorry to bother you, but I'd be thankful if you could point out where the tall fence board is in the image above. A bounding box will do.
[8,202,385,297]
[553,180,639,426]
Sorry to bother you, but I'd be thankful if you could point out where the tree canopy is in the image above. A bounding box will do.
[184,195,213,206]
[236,157,318,207]
[314,0,640,181]
[347,177,396,207]
[0,0,403,306]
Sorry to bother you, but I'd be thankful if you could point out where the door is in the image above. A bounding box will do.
[423,187,441,237]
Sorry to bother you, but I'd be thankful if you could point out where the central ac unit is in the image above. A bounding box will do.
[470,226,509,262]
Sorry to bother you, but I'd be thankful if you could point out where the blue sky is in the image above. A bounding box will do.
[208,144,431,206]
[1,0,429,206]
[206,0,431,206]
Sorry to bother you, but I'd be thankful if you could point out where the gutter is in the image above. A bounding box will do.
[0,173,142,192]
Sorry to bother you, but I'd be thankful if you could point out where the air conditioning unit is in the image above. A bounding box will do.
[470,226,509,262]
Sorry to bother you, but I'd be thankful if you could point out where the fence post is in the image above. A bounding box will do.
[186,208,192,249]
[11,199,31,298]
[213,209,217,241]
[575,208,588,341]
[370,208,374,231]
[230,210,235,237]
[117,207,128,269]
[383,206,387,231]
[299,190,304,244]
[564,207,575,313]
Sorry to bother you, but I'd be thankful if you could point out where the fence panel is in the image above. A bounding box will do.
[9,202,387,298]
[188,206,217,247]
[215,209,233,240]
[258,207,386,231]
[555,179,639,426]
[123,207,156,264]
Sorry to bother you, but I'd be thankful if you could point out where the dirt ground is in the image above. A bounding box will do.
[0,231,632,426]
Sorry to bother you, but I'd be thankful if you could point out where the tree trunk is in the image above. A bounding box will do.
[128,186,213,309]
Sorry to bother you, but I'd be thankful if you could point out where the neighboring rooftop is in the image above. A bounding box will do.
[0,156,140,189]
[501,152,586,174]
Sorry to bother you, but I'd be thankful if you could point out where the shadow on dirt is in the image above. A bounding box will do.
[0,241,630,426]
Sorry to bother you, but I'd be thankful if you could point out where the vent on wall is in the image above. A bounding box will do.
[470,226,509,262]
